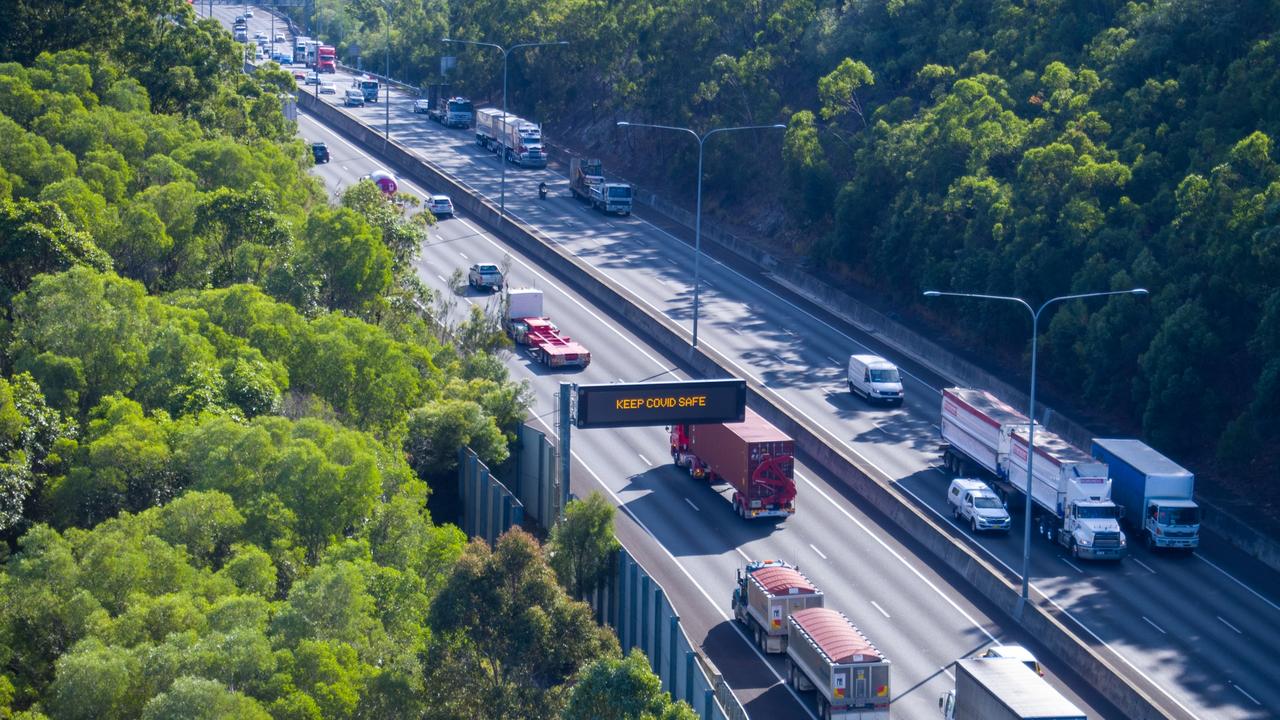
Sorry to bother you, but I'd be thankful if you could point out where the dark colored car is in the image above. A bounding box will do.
[311,142,329,164]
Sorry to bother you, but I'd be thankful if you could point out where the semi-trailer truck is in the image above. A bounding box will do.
[425,87,475,128]
[569,158,633,215]
[504,289,590,368]
[786,607,891,720]
[940,388,1126,560]
[1091,438,1200,550]
[939,658,1085,720]
[475,108,547,167]
[670,409,797,520]
[316,45,336,73]
[732,560,824,653]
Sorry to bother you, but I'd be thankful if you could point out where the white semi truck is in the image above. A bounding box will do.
[939,388,1126,560]
[940,658,1085,720]
[474,108,547,167]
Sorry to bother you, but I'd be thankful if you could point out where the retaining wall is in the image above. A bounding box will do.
[296,91,1180,720]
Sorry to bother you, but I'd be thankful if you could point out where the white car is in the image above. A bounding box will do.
[427,195,454,217]
[946,478,1011,533]
[413,99,431,114]
[254,31,266,40]
[304,72,320,85]
[244,8,253,16]
[274,33,285,43]
[318,82,336,95]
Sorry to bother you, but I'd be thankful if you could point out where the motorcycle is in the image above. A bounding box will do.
[538,182,548,200]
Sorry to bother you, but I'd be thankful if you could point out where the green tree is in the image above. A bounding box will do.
[547,492,620,600]
[562,649,697,720]
[139,676,271,720]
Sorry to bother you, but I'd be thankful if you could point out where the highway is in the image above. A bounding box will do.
[211,6,1280,719]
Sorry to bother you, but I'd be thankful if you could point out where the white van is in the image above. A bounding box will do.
[947,477,1011,533]
[846,354,904,404]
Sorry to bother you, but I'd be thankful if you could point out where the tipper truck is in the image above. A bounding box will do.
[670,409,797,520]
[786,607,891,720]
[939,658,1085,720]
[940,388,1127,560]
[1091,438,1200,550]
[732,560,824,653]
[569,158,633,215]
[504,288,590,369]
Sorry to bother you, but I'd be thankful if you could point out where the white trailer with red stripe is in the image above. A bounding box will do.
[786,607,891,719]
[732,560,824,653]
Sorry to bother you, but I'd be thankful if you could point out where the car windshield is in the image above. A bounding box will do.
[1159,507,1201,525]
[869,368,900,383]
[974,496,1003,509]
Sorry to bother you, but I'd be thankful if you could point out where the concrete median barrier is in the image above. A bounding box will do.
[295,91,1180,720]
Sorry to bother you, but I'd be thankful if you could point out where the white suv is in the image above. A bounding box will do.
[947,478,1011,533]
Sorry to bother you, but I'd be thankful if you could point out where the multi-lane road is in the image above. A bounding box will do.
[209,5,1280,718]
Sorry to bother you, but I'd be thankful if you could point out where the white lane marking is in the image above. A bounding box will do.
[736,547,752,563]
[826,356,840,366]
[809,544,827,561]
[1193,552,1280,613]
[1233,683,1261,706]
[731,327,742,335]
[939,665,956,681]
[684,498,700,512]
[459,251,468,260]
[795,471,998,644]
[1061,557,1083,573]
[525,414,816,719]
[436,274,446,283]
[1142,616,1166,634]
[771,354,786,365]
[341,165,349,170]
[306,106,1198,718]
[1132,558,1156,574]
[870,600,891,619]
[1217,616,1241,634]
[638,453,652,467]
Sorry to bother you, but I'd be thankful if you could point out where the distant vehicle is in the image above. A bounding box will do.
[505,289,590,368]
[234,14,245,23]
[941,658,1084,720]
[292,70,306,82]
[274,33,285,43]
[363,170,397,195]
[427,195,454,218]
[947,477,1011,533]
[1091,438,1200,551]
[732,560,822,653]
[318,82,336,95]
[671,408,797,519]
[786,607,892,720]
[474,107,546,167]
[467,263,502,291]
[344,88,365,107]
[271,52,292,64]
[243,8,253,16]
[304,71,320,85]
[847,354,904,404]
[354,77,380,102]
[316,45,336,73]
[977,646,1043,676]
[311,142,329,164]
[254,31,266,40]
[569,158,632,215]
[426,90,475,128]
[413,98,431,114]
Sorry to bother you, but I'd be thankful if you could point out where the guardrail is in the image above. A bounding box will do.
[296,90,1182,720]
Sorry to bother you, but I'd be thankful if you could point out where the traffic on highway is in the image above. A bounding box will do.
[209,6,1280,719]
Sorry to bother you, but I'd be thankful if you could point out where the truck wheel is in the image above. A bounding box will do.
[952,504,960,520]
[1145,531,1156,550]
[971,517,979,534]
[1070,539,1080,559]
[754,625,763,649]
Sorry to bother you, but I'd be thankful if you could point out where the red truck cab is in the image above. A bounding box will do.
[317,45,336,73]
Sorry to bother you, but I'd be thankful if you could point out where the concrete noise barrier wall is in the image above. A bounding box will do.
[298,92,1180,720]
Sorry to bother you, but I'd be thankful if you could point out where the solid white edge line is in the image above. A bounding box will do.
[303,101,1205,720]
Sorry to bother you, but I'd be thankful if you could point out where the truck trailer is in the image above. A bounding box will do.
[939,658,1085,720]
[1091,438,1200,550]
[474,108,547,167]
[670,409,797,520]
[504,288,590,369]
[939,388,1126,560]
[732,560,823,653]
[569,158,633,215]
[786,607,891,720]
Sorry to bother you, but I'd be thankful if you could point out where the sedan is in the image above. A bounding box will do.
[318,82,336,95]
[274,33,285,43]
[413,99,431,114]
[244,8,253,16]
[427,195,454,218]
[304,72,321,85]
[292,71,306,82]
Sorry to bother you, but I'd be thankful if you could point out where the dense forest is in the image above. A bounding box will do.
[0,1,696,717]
[290,0,1280,498]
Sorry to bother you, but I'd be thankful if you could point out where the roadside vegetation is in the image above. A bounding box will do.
[0,1,694,717]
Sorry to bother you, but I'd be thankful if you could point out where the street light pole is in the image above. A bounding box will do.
[442,38,569,218]
[923,287,1148,615]
[617,121,787,349]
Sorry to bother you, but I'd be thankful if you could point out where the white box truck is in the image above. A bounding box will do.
[939,658,1085,720]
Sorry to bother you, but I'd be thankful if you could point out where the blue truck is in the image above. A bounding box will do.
[1091,438,1201,551]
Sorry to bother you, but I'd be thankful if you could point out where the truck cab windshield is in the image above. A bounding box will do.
[869,368,900,383]
[1076,505,1119,519]
[1158,507,1200,525]
[448,100,473,113]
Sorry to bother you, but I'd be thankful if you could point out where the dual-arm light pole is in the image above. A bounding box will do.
[441,38,569,218]
[922,287,1148,614]
[616,122,786,349]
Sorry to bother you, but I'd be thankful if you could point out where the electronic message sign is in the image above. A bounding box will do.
[575,379,747,429]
